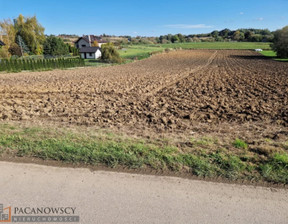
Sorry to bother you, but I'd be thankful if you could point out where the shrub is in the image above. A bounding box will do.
[0,47,10,59]
[8,43,22,57]
[0,58,84,73]
[101,43,123,63]
[232,138,248,149]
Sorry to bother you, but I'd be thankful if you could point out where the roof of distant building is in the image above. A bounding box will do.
[75,35,108,44]
[79,47,101,53]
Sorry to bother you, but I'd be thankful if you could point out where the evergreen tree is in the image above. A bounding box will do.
[43,36,69,57]
[16,35,30,55]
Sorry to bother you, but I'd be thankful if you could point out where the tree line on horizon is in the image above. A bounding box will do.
[112,28,274,45]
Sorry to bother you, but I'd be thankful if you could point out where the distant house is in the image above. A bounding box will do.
[255,49,263,52]
[79,47,101,59]
[0,40,5,47]
[75,35,107,49]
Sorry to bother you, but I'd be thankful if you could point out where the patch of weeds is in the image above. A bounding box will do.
[260,153,288,184]
[233,138,248,149]
[210,151,246,179]
[191,136,218,146]
[181,154,217,177]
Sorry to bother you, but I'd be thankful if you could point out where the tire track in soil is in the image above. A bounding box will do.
[145,51,218,97]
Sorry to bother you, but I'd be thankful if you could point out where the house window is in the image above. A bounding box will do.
[89,53,92,56]
[82,45,86,47]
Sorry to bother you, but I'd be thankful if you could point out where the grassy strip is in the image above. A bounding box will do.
[0,123,287,184]
[260,50,288,62]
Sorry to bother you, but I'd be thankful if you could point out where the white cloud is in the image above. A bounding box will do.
[256,17,264,21]
[164,24,213,29]
[240,12,244,15]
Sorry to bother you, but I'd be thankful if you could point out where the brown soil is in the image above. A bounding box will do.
[0,50,287,140]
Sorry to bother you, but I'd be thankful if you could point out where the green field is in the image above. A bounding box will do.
[118,42,272,60]
[161,42,271,50]
[260,50,288,62]
[118,45,163,59]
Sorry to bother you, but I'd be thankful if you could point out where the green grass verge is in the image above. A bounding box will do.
[0,123,287,184]
[259,50,288,62]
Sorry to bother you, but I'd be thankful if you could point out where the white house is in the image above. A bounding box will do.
[75,35,107,48]
[79,47,101,59]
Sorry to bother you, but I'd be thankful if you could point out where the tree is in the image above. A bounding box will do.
[211,30,219,38]
[14,14,45,55]
[43,36,69,57]
[177,33,185,43]
[219,28,231,39]
[232,30,244,41]
[68,45,79,56]
[8,43,22,56]
[101,43,123,63]
[16,35,30,55]
[171,35,180,43]
[0,19,16,49]
[244,31,253,41]
[272,26,288,58]
[0,47,9,59]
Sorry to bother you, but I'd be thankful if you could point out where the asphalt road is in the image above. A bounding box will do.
[0,161,287,224]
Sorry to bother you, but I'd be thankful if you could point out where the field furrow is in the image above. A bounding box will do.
[0,50,287,134]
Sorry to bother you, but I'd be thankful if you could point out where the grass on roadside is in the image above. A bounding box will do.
[0,123,287,184]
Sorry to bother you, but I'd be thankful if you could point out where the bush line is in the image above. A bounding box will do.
[0,58,85,73]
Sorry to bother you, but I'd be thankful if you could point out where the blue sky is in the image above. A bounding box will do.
[0,0,287,36]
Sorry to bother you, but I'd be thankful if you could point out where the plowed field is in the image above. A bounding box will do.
[0,50,287,135]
